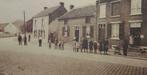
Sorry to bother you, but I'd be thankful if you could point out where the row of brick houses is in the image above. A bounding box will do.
[58,5,96,42]
[95,0,147,46]
[32,0,147,46]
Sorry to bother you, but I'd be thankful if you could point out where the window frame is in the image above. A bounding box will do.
[111,23,120,40]
[130,0,142,15]
[110,1,121,17]
[85,17,91,24]
[99,3,107,18]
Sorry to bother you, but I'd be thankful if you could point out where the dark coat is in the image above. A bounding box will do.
[93,42,98,50]
[18,35,22,42]
[104,40,109,51]
[82,39,88,49]
[123,39,129,51]
[99,41,104,51]
[89,41,93,50]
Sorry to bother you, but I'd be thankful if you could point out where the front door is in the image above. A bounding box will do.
[75,30,79,42]
[130,28,141,46]
[98,24,106,41]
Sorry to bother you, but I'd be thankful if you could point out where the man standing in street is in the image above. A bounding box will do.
[24,34,27,45]
[28,34,31,42]
[123,38,129,56]
[104,39,109,55]
[89,39,93,53]
[93,41,98,54]
[39,36,42,47]
[18,34,22,45]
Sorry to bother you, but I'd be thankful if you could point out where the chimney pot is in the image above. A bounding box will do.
[70,5,74,10]
[44,7,48,10]
[60,2,64,6]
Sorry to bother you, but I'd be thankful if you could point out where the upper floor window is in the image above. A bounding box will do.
[131,0,142,15]
[99,4,106,18]
[85,17,91,23]
[111,2,120,16]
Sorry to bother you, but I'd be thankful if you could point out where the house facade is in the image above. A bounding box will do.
[26,19,33,33]
[32,2,67,42]
[58,5,96,42]
[96,0,147,46]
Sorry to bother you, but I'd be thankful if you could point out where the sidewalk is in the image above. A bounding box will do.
[29,39,147,61]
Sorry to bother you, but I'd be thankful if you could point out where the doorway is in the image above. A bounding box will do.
[130,28,141,46]
[98,24,106,41]
[75,26,80,42]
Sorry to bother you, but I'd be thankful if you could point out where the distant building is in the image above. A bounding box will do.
[26,19,33,33]
[13,20,24,33]
[96,0,147,46]
[4,23,19,34]
[58,5,96,42]
[32,2,67,41]
[0,23,9,32]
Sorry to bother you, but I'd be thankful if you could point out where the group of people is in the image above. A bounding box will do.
[18,34,31,46]
[73,37,129,56]
[73,38,109,55]
[53,39,64,50]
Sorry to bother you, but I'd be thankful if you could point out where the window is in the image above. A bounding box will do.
[34,30,37,37]
[131,0,142,15]
[62,25,70,37]
[34,20,37,29]
[86,26,90,38]
[41,19,44,28]
[130,22,141,28]
[111,24,119,39]
[82,26,86,37]
[111,2,120,16]
[85,17,91,23]
[90,26,94,38]
[99,4,106,18]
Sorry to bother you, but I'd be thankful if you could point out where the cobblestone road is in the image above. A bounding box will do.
[0,37,147,75]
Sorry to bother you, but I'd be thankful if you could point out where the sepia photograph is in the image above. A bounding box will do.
[0,0,147,75]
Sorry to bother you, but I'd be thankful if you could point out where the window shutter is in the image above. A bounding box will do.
[119,23,124,40]
[107,24,112,38]
[83,26,86,38]
[90,26,94,38]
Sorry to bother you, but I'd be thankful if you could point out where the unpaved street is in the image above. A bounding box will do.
[0,37,147,75]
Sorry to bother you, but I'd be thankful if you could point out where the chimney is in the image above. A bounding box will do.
[60,2,64,6]
[70,5,74,10]
[44,7,48,10]
[96,0,100,6]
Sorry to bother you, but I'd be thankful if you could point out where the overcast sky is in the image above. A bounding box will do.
[0,0,96,23]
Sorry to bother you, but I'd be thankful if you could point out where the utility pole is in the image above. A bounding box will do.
[23,11,26,34]
[96,0,100,41]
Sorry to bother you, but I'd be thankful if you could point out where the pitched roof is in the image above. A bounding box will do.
[34,6,60,18]
[59,5,96,20]
[12,20,24,28]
